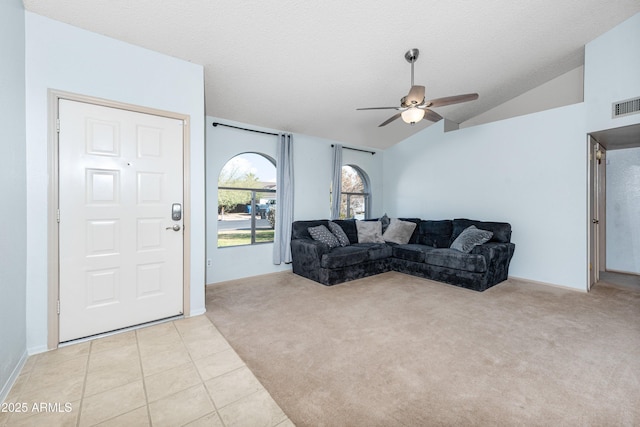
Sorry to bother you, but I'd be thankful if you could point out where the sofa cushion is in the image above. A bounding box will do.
[357,243,393,260]
[417,220,453,248]
[328,221,350,247]
[425,248,487,273]
[332,219,358,244]
[292,220,329,240]
[392,244,437,263]
[308,225,340,248]
[383,218,417,244]
[450,226,493,253]
[452,219,511,244]
[356,220,385,243]
[320,246,370,269]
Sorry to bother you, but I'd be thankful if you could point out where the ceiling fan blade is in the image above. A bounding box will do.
[405,85,425,106]
[423,109,443,122]
[356,106,400,111]
[427,93,479,108]
[378,113,402,127]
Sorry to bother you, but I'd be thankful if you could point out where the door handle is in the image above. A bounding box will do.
[592,219,599,224]
[166,224,181,231]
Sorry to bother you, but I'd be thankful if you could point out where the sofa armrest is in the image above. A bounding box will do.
[291,239,330,268]
[470,242,515,283]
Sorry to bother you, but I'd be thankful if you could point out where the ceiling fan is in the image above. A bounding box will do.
[357,49,479,127]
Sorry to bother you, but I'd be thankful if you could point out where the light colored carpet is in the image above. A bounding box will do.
[205,271,640,426]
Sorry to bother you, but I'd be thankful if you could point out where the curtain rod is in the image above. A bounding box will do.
[211,122,279,136]
[212,122,375,155]
[331,144,376,155]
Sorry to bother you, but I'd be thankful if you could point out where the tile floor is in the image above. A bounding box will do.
[0,316,294,427]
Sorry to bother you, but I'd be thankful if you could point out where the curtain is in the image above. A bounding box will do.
[330,144,342,219]
[273,133,294,264]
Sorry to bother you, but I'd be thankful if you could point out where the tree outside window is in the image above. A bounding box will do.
[217,153,276,247]
[340,165,370,219]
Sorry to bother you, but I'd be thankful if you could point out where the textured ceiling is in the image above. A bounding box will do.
[22,1,640,149]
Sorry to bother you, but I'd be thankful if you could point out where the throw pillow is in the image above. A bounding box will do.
[328,221,350,246]
[308,225,340,248]
[355,220,385,243]
[450,225,493,253]
[382,218,417,244]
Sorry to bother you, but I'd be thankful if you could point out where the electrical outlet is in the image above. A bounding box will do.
[207,259,212,267]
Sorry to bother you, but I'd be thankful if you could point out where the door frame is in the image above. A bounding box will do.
[47,90,192,349]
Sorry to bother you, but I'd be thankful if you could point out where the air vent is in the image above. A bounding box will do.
[613,97,640,118]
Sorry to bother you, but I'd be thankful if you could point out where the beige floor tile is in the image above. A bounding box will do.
[181,326,232,360]
[90,330,137,354]
[218,389,287,427]
[183,412,224,427]
[0,408,13,427]
[205,366,264,408]
[94,406,150,427]
[193,348,245,381]
[36,342,90,368]
[84,343,142,397]
[139,345,192,377]
[21,355,39,374]
[275,419,296,427]
[137,331,184,354]
[135,321,177,340]
[4,372,30,402]
[144,361,202,403]
[79,380,146,427]
[2,400,79,427]
[148,384,215,427]
[21,357,86,403]
[173,315,214,333]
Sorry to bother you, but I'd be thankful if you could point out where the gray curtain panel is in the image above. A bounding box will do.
[273,133,294,264]
[330,144,342,219]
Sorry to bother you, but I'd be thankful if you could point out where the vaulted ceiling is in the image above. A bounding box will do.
[22,1,640,149]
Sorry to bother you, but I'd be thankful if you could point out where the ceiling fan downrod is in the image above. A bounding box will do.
[405,48,419,87]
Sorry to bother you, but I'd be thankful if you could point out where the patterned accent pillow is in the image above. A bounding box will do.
[382,218,417,244]
[308,225,340,248]
[355,220,385,243]
[380,213,391,233]
[450,225,493,253]
[328,221,350,246]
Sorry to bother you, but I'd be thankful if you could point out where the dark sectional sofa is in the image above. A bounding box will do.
[290,218,515,291]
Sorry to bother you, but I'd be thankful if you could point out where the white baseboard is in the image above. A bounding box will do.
[189,308,206,317]
[508,276,588,293]
[27,345,48,356]
[0,350,28,404]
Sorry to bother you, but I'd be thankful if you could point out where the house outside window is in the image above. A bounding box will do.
[217,153,276,247]
[340,165,370,220]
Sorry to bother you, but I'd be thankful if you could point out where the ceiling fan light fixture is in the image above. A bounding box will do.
[401,107,425,124]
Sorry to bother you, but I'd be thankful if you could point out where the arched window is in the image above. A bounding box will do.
[340,165,370,219]
[217,153,276,247]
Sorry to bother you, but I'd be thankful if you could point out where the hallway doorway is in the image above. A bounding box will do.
[589,123,640,291]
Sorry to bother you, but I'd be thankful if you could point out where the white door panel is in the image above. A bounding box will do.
[59,99,184,342]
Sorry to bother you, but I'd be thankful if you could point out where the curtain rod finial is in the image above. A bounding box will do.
[212,122,218,127]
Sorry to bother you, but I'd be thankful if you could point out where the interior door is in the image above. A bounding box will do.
[589,137,605,289]
[58,99,184,342]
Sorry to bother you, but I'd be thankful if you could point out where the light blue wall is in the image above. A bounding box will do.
[0,0,28,402]
[25,12,206,352]
[205,117,383,284]
[382,12,640,291]
[585,12,640,132]
[383,105,588,290]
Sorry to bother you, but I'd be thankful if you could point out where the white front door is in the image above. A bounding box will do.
[58,99,184,342]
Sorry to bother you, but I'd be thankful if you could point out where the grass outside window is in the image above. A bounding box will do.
[218,229,275,247]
